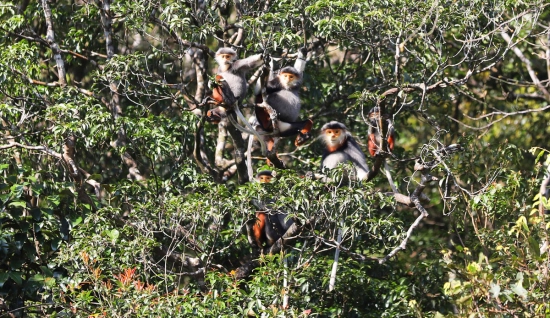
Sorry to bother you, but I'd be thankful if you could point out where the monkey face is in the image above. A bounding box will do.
[324,128,343,141]
[217,53,235,65]
[258,175,272,183]
[280,72,297,85]
[323,128,347,148]
[368,111,380,126]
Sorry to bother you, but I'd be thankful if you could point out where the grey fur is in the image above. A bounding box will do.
[264,212,294,247]
[265,67,303,122]
[321,121,347,132]
[216,47,236,55]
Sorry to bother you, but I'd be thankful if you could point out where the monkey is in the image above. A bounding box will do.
[256,170,273,183]
[251,113,313,148]
[366,107,399,192]
[257,66,302,122]
[367,107,395,157]
[250,170,295,248]
[252,66,313,148]
[210,48,264,107]
[320,121,370,181]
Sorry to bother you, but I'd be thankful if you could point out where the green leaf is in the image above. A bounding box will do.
[528,237,540,258]
[0,272,8,287]
[8,272,22,285]
[106,229,120,243]
[489,282,500,298]
[8,201,27,208]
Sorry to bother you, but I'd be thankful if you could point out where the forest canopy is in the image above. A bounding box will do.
[1,0,550,316]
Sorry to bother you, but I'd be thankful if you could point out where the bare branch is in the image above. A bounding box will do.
[193,116,218,177]
[62,134,79,176]
[540,167,550,218]
[501,30,550,101]
[40,0,66,86]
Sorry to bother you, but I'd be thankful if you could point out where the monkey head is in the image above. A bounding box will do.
[256,170,274,183]
[321,121,348,149]
[368,107,381,125]
[215,48,237,70]
[278,66,302,89]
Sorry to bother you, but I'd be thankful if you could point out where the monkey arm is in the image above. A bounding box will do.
[232,54,264,72]
[346,139,370,172]
[265,78,282,94]
[293,48,307,74]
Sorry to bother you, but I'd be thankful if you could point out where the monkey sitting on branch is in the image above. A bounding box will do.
[205,47,264,124]
[248,170,295,248]
[320,121,370,181]
[253,66,313,149]
[367,107,395,157]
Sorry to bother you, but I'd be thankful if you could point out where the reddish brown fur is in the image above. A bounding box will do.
[266,138,275,152]
[387,135,395,152]
[368,134,377,157]
[367,134,394,157]
[206,109,220,124]
[294,119,313,146]
[252,212,267,248]
[300,120,313,134]
[212,87,224,104]
[211,75,226,104]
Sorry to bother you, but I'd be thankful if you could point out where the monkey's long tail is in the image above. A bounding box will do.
[383,161,398,193]
[247,133,254,181]
[328,222,343,292]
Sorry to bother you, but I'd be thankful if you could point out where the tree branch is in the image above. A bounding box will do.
[40,0,66,86]
[501,30,550,101]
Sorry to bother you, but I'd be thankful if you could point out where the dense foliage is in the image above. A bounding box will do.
[1,0,550,316]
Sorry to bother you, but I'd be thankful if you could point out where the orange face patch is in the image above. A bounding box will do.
[280,72,296,83]
[324,128,342,141]
[258,175,272,183]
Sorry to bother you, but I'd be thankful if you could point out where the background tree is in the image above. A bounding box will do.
[0,0,549,316]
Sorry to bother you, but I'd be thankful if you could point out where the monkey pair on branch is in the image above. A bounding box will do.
[248,109,396,250]
[320,107,395,182]
[204,47,313,168]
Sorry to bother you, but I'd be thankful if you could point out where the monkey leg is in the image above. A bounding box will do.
[294,119,313,146]
[368,133,395,157]
[264,213,294,247]
[265,137,277,166]
[212,75,237,106]
[367,134,378,157]
[212,86,224,105]
[252,212,267,248]
[387,134,395,152]
[266,137,275,152]
[255,106,274,131]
